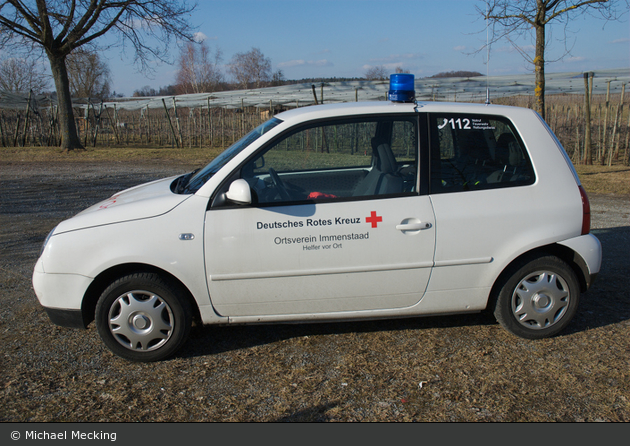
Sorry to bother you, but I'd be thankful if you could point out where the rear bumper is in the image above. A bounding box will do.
[558,233,602,290]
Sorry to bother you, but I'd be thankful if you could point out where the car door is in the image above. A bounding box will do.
[203,114,437,318]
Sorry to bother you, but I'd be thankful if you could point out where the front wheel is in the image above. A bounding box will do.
[493,256,580,339]
[95,273,192,362]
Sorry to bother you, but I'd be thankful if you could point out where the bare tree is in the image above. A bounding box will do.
[270,69,285,87]
[0,56,49,93]
[66,48,111,99]
[176,41,223,94]
[0,1,196,151]
[481,0,627,120]
[228,47,272,90]
[364,65,388,80]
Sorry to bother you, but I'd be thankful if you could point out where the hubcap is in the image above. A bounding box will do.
[511,270,570,330]
[108,291,174,351]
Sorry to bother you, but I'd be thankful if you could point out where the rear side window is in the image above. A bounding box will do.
[429,114,535,193]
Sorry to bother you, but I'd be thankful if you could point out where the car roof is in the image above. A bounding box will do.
[274,100,533,125]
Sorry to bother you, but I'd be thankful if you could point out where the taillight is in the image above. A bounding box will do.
[579,185,591,235]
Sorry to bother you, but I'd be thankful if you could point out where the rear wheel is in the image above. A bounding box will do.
[95,273,192,362]
[494,256,580,339]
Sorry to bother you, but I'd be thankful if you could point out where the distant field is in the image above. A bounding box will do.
[1,146,628,196]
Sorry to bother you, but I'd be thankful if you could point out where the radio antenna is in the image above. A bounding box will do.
[485,1,491,105]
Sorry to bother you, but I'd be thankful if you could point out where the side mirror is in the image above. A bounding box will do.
[224,179,252,205]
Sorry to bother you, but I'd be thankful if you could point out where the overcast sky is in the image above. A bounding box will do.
[104,0,630,96]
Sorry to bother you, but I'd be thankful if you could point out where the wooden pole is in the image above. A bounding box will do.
[21,89,32,147]
[582,73,593,165]
[104,105,120,144]
[172,97,183,148]
[92,102,103,147]
[83,101,90,147]
[162,98,179,148]
[601,81,611,164]
[208,96,214,147]
[609,83,625,166]
[0,111,6,147]
[13,114,21,147]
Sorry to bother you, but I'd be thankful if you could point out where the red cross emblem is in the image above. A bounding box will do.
[366,211,383,228]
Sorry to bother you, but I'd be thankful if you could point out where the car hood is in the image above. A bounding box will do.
[55,176,191,234]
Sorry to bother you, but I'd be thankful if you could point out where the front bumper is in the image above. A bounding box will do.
[42,307,86,328]
[33,258,93,328]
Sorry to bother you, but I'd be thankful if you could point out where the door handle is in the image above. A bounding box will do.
[396,221,432,231]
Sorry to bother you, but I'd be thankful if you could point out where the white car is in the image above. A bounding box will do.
[33,75,602,362]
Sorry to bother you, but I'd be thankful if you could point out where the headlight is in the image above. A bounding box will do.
[40,226,57,257]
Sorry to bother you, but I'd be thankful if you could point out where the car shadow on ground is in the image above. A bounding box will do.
[179,226,629,359]
[180,311,498,359]
[566,226,630,335]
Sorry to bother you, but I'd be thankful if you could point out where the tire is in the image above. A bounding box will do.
[493,255,580,339]
[95,273,192,362]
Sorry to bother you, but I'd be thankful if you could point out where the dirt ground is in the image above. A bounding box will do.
[1,160,629,422]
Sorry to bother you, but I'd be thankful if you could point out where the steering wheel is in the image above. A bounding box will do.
[268,168,292,201]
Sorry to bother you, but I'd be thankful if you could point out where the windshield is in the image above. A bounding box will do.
[181,117,282,193]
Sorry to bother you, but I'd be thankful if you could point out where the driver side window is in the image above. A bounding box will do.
[241,116,418,205]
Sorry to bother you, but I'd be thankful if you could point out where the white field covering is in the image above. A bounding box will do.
[1,68,628,112]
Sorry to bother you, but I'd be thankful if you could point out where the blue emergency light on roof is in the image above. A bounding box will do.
[388,74,415,103]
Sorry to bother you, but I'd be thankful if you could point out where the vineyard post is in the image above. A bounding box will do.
[146,105,151,143]
[104,105,119,144]
[172,97,183,148]
[609,83,626,166]
[0,110,5,147]
[21,89,32,147]
[207,97,213,148]
[83,101,90,147]
[13,114,21,147]
[624,108,630,165]
[582,73,593,165]
[162,98,179,148]
[601,81,611,163]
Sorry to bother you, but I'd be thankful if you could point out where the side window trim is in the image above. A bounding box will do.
[212,113,421,209]
[428,112,535,194]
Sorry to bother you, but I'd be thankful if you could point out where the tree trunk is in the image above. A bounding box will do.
[49,54,85,152]
[534,23,546,120]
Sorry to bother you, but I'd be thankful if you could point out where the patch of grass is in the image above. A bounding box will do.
[575,165,630,196]
[0,145,224,166]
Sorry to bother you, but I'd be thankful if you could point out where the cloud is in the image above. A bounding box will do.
[453,46,467,52]
[193,32,207,43]
[610,38,630,44]
[279,59,333,68]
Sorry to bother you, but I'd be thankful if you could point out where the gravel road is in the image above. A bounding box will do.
[1,161,628,422]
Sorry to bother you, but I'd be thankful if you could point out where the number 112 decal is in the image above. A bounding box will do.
[438,118,471,130]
